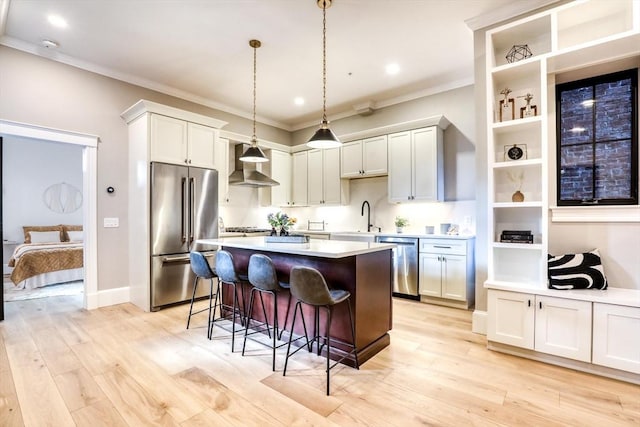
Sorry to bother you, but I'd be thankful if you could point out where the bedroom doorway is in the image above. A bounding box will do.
[0,120,98,321]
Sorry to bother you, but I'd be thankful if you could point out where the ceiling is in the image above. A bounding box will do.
[0,0,554,131]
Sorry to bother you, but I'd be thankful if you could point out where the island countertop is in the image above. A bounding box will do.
[197,236,395,258]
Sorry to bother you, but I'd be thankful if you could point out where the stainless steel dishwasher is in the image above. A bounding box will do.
[376,236,419,299]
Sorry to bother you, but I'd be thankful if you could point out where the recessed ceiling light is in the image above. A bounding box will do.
[294,97,305,106]
[41,39,59,49]
[385,63,400,75]
[47,14,68,28]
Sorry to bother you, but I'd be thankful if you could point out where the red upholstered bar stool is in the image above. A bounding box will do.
[210,250,248,352]
[241,254,292,371]
[187,251,218,336]
[283,266,359,395]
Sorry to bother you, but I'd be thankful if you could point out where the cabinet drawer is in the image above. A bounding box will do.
[419,238,467,255]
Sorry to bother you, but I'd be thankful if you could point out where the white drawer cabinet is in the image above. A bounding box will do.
[593,303,640,374]
[418,237,474,309]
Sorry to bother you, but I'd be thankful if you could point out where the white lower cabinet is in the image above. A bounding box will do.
[592,303,640,374]
[487,290,592,362]
[418,237,474,308]
[487,290,535,349]
[534,295,592,362]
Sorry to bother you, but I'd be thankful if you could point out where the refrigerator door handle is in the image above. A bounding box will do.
[189,176,196,245]
[181,177,188,243]
[162,254,190,264]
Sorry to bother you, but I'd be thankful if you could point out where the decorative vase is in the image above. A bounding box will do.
[270,227,277,236]
[512,190,525,202]
[396,226,403,234]
[279,227,288,236]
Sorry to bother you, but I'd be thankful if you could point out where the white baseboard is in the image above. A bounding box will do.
[472,309,487,335]
[86,286,130,309]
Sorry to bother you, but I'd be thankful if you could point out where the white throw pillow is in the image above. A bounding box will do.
[67,230,84,242]
[29,230,61,243]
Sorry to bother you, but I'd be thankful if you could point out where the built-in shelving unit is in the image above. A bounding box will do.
[484,0,640,383]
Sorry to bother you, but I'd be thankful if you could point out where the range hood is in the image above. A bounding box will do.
[229,144,279,187]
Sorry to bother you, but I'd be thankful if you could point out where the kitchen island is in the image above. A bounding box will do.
[198,237,395,366]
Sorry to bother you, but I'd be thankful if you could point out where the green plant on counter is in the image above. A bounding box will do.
[394,216,409,227]
[267,211,297,235]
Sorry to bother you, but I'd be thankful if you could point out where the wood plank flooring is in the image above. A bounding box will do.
[1,294,639,426]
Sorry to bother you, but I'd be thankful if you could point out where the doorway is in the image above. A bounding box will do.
[0,120,98,320]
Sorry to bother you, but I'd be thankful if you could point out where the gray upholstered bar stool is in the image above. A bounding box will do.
[283,266,359,395]
[187,251,218,337]
[211,250,248,352]
[242,253,291,371]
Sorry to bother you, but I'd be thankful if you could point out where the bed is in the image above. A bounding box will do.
[7,225,84,290]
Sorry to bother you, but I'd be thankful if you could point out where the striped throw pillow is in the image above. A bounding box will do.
[548,249,608,290]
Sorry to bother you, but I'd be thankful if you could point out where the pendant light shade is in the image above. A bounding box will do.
[307,0,341,149]
[240,39,268,163]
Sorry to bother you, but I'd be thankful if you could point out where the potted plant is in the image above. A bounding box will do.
[267,211,297,236]
[394,216,409,233]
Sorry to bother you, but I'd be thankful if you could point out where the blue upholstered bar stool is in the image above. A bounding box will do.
[283,266,359,395]
[187,251,217,336]
[242,254,291,371]
[211,250,248,352]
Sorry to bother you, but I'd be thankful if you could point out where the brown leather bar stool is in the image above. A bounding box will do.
[242,253,291,371]
[187,251,218,336]
[211,250,248,352]
[283,266,359,395]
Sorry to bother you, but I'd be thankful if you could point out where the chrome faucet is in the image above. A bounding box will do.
[361,200,372,232]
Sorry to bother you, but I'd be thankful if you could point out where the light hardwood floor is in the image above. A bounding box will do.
[1,294,638,426]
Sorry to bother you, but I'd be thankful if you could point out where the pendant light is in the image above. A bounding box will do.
[240,39,269,163]
[307,0,341,149]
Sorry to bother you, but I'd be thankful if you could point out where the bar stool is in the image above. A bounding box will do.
[283,266,359,395]
[211,250,248,352]
[187,251,217,336]
[242,254,291,371]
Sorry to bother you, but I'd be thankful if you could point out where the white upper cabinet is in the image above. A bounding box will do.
[261,150,292,207]
[187,122,217,168]
[150,114,217,169]
[341,135,388,178]
[150,114,188,164]
[308,148,349,206]
[388,126,443,203]
[291,151,308,206]
[214,137,229,204]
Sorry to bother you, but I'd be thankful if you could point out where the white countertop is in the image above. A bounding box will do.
[296,229,475,240]
[197,236,395,258]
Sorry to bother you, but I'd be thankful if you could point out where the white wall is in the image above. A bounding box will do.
[2,135,83,242]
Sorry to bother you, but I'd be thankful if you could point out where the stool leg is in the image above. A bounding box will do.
[258,292,271,339]
[277,292,292,341]
[272,293,278,371]
[347,297,359,370]
[206,277,215,339]
[325,306,332,396]
[242,287,257,356]
[283,301,300,376]
[186,276,199,329]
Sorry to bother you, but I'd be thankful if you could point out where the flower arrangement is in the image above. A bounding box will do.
[267,211,297,235]
[394,216,409,228]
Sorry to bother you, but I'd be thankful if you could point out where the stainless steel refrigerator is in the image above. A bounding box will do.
[150,162,219,311]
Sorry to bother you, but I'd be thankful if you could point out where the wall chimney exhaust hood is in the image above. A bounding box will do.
[229,144,279,187]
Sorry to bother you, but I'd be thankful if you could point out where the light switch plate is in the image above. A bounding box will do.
[104,217,119,228]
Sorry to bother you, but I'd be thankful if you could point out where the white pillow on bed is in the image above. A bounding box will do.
[67,230,84,241]
[29,230,61,243]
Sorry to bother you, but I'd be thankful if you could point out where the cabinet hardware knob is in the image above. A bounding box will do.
[539,301,542,309]
[528,300,531,307]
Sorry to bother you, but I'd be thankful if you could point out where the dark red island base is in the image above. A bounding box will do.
[213,238,394,367]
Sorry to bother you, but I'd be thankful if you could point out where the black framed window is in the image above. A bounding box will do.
[556,68,638,206]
